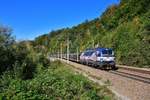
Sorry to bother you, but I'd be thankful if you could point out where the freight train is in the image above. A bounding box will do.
[52,47,116,70]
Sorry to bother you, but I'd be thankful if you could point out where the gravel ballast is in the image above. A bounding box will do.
[61,60,150,100]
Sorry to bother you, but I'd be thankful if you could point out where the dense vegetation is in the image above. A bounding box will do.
[0,61,114,99]
[0,26,49,76]
[0,26,114,99]
[34,0,150,68]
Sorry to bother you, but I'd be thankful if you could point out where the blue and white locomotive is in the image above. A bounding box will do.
[80,48,115,69]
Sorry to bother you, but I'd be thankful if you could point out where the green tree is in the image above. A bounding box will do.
[0,26,15,74]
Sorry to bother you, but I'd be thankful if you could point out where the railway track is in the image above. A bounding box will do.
[109,70,150,84]
[50,55,150,84]
[117,65,150,75]
[58,57,150,84]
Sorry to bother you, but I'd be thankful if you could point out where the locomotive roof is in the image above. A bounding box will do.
[84,48,113,52]
[95,48,113,51]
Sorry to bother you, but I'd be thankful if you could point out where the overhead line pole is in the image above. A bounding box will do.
[61,43,62,59]
[77,33,80,62]
[58,48,59,59]
[77,47,79,62]
[67,37,69,64]
[93,39,95,49]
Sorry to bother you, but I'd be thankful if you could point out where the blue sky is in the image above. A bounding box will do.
[0,0,119,40]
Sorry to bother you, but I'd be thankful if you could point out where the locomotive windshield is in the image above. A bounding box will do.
[102,49,114,57]
[96,49,114,57]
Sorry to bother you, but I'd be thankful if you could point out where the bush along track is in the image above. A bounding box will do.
[0,61,115,100]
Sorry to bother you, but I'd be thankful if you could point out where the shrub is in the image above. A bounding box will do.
[38,54,50,68]
[0,62,114,100]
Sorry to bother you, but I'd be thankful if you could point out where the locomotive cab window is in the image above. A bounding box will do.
[102,49,113,57]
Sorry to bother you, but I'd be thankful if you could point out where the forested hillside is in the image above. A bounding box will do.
[34,0,150,68]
